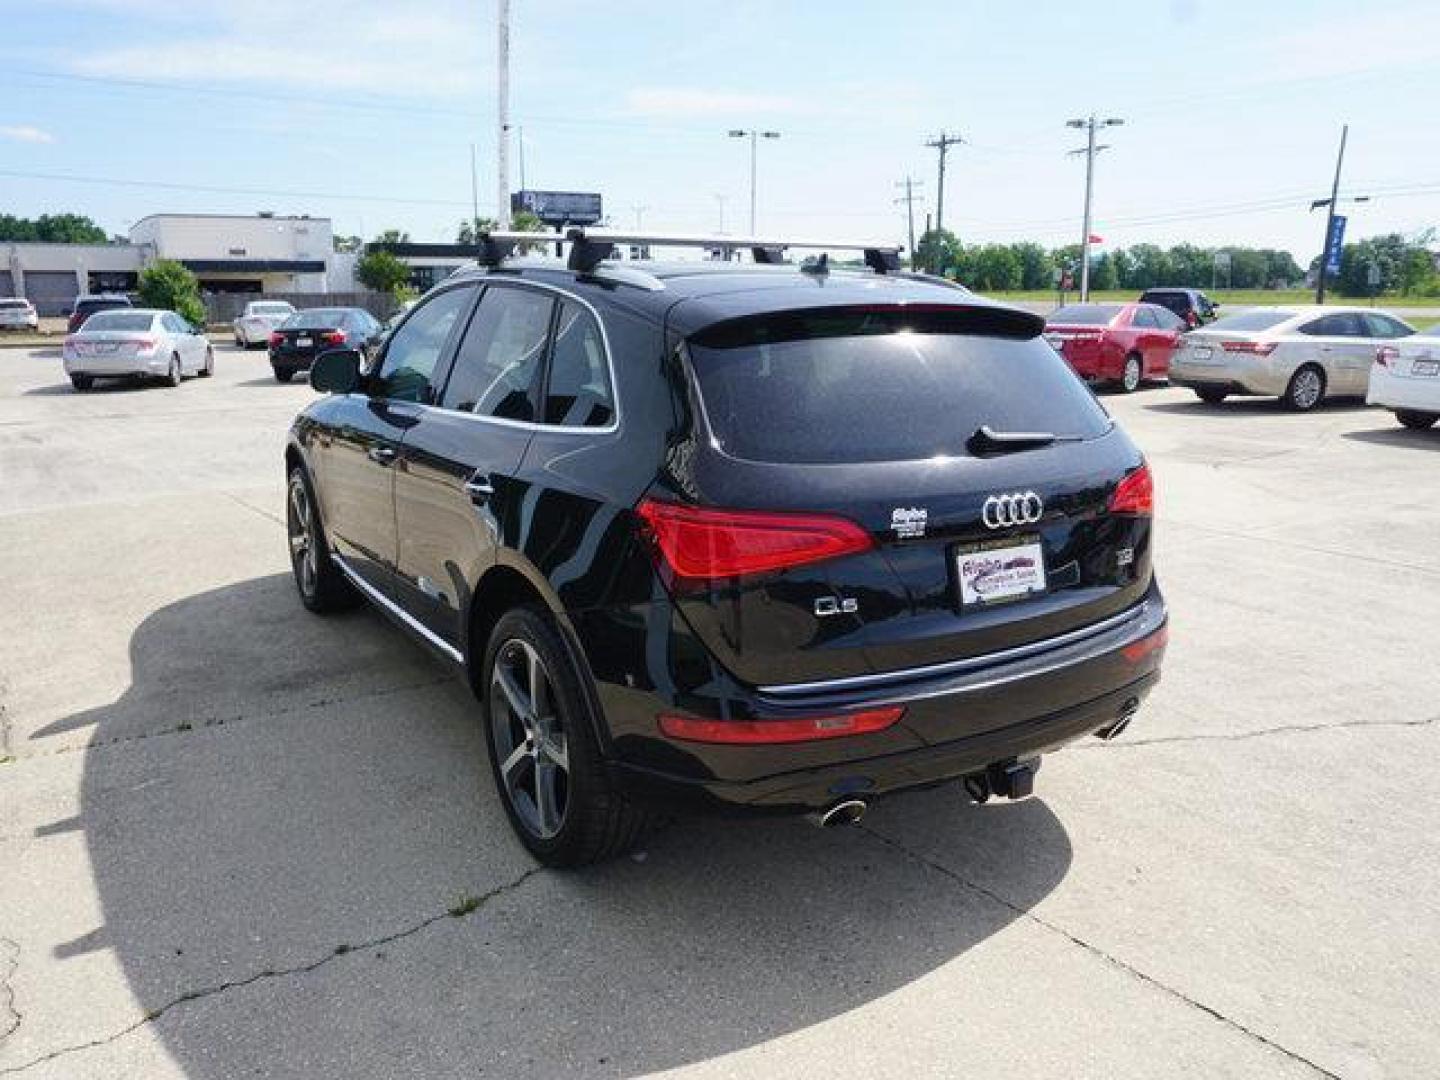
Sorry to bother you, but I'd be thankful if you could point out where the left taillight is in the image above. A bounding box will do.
[133,336,157,353]
[1109,463,1153,517]
[635,498,873,582]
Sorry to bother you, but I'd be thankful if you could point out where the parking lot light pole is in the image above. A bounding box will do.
[728,129,780,235]
[496,0,512,228]
[1312,124,1350,305]
[1067,116,1123,302]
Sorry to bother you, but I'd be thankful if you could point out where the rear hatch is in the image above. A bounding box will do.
[650,302,1153,718]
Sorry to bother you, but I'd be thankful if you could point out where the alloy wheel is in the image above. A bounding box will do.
[1290,368,1323,410]
[287,476,318,598]
[489,639,570,839]
[1122,355,1141,393]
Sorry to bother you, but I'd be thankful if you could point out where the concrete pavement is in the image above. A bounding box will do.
[1,344,1436,1078]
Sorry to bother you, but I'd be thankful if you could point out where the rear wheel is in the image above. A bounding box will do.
[1283,365,1325,411]
[1119,353,1143,393]
[286,467,359,613]
[234,329,245,347]
[273,366,294,383]
[1195,386,1227,404]
[1396,409,1439,430]
[482,606,651,867]
[70,374,94,392]
[165,354,182,388]
[200,347,214,377]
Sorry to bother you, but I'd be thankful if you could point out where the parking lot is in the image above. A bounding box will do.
[1,340,1437,1078]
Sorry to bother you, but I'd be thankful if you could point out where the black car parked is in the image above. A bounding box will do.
[1139,287,1217,328]
[269,307,383,382]
[284,235,1167,867]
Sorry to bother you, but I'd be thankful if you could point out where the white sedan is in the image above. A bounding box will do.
[1170,306,1415,410]
[63,308,213,391]
[234,300,297,348]
[1368,328,1440,430]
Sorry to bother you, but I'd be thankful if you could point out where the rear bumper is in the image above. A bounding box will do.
[1171,356,1286,396]
[63,354,170,376]
[598,584,1168,815]
[1367,368,1440,412]
[270,350,319,371]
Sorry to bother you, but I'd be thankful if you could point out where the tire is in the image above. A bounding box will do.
[1283,365,1325,411]
[286,467,359,614]
[234,331,244,348]
[1395,410,1439,430]
[70,374,94,392]
[165,354,182,388]
[1195,386,1227,404]
[199,347,214,377]
[482,606,652,867]
[273,366,294,383]
[1118,353,1143,393]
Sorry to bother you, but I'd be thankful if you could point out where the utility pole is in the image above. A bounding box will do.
[713,193,727,234]
[894,177,924,269]
[469,142,480,236]
[629,204,649,229]
[728,129,781,234]
[496,0,511,228]
[924,130,964,235]
[1315,124,1348,305]
[1066,115,1123,301]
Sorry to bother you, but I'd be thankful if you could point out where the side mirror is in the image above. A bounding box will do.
[310,348,363,394]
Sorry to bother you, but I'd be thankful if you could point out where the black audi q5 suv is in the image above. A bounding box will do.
[284,236,1167,867]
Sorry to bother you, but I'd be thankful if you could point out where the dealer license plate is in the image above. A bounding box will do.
[956,536,1047,607]
[296,336,313,348]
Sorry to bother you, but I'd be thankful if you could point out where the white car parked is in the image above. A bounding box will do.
[63,308,213,391]
[0,298,39,331]
[1169,306,1415,410]
[1368,328,1440,430]
[233,300,297,348]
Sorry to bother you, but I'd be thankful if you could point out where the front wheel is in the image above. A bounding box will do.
[1195,386,1227,404]
[1118,353,1142,393]
[70,374,94,392]
[482,607,651,867]
[199,347,214,377]
[1396,410,1439,430]
[1283,365,1325,411]
[165,354,182,388]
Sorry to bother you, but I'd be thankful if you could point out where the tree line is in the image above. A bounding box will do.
[0,213,110,244]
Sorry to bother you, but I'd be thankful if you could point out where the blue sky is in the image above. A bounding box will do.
[2,0,1437,261]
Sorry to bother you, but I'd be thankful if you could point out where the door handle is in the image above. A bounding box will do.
[464,476,494,503]
[367,446,397,465]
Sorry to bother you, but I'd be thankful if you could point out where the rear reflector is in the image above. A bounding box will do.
[635,498,872,580]
[658,705,904,745]
[1122,624,1168,663]
[1220,340,1277,356]
[1108,463,1153,516]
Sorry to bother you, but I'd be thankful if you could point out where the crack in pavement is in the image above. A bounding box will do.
[1072,712,1438,752]
[222,491,284,527]
[0,939,19,1045]
[4,675,455,764]
[858,826,1344,1079]
[0,866,544,1076]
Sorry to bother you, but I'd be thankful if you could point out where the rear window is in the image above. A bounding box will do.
[282,309,349,329]
[1208,310,1294,332]
[77,299,128,313]
[0,300,29,311]
[687,309,1111,465]
[1050,304,1122,325]
[250,303,294,316]
[82,311,155,332]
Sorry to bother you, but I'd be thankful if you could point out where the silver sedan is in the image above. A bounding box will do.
[62,308,214,391]
[1170,306,1414,410]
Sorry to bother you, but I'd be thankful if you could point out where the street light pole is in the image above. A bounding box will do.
[496,0,511,228]
[1066,115,1123,302]
[728,129,780,235]
[1315,124,1349,305]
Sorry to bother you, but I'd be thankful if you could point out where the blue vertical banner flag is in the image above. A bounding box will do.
[1325,215,1347,275]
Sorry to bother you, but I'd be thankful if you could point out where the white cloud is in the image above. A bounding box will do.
[624,87,810,118]
[0,125,56,144]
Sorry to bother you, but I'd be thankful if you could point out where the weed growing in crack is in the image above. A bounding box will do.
[448,893,481,917]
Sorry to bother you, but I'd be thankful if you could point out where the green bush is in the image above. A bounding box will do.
[355,250,412,296]
[137,259,207,327]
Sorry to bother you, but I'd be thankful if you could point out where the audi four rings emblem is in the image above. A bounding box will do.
[982,491,1044,529]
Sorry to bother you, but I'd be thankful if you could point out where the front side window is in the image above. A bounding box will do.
[544,300,614,427]
[373,286,474,402]
[441,286,553,418]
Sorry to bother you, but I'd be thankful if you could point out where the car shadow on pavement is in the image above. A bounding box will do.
[22,380,158,397]
[56,574,1073,1078]
[1143,397,1372,417]
[1342,427,1440,452]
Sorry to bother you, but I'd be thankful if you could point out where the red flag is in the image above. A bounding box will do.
[1088,234,1104,244]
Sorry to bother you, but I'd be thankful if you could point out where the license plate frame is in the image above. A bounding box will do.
[954,535,1047,609]
[1413,359,1439,377]
[1191,345,1213,361]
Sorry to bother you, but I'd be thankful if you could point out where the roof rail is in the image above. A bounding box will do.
[475,228,903,277]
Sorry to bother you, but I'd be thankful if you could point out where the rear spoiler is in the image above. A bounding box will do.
[689,303,1046,349]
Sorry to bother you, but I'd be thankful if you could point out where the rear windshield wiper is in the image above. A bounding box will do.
[967,425,1084,456]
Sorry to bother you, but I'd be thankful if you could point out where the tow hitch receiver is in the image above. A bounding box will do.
[963,758,1040,803]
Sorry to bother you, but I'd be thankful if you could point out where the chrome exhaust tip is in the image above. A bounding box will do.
[811,798,868,828]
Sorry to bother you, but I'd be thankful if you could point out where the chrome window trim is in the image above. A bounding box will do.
[759,603,1148,696]
[331,554,464,665]
[432,276,622,436]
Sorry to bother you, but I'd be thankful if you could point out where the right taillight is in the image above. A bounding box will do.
[635,498,873,583]
[1109,464,1153,517]
[1375,345,1400,368]
[1220,340,1277,356]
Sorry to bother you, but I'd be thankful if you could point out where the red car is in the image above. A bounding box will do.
[1043,302,1186,392]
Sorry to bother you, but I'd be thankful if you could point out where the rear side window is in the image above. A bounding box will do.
[686,309,1110,465]
[1210,310,1294,332]
[1361,313,1412,339]
[544,300,614,427]
[1131,307,1159,328]
[441,286,553,418]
